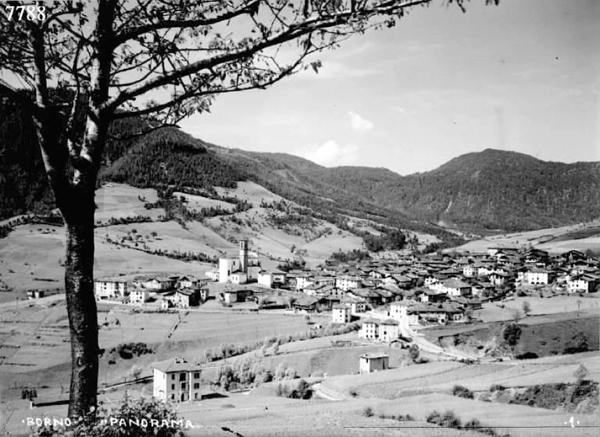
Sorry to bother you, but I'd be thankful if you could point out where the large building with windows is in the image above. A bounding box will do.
[153,358,203,402]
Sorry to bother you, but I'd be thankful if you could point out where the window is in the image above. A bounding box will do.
[171,374,175,380]
[181,383,186,389]
[179,372,186,381]
[171,384,175,390]
[194,383,199,389]
[194,372,200,379]
[171,394,175,400]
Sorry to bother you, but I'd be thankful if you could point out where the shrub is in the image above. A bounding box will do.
[463,418,481,429]
[408,344,420,363]
[426,410,442,425]
[396,414,414,421]
[490,384,506,392]
[426,410,461,428]
[574,364,589,382]
[441,410,461,428]
[502,323,522,347]
[452,385,474,399]
[362,406,374,417]
[349,389,358,398]
[563,332,589,354]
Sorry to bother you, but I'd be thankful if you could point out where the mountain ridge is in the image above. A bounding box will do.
[1,93,598,236]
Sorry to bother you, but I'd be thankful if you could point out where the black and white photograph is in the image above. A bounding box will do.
[0,0,598,435]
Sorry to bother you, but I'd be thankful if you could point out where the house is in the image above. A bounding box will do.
[519,268,554,285]
[359,353,389,374]
[378,319,400,342]
[442,278,472,297]
[221,288,253,304]
[567,274,598,293]
[26,290,45,299]
[332,304,351,323]
[488,271,508,286]
[359,319,379,340]
[177,276,197,289]
[409,302,465,325]
[129,288,150,304]
[389,301,419,325]
[160,299,173,310]
[347,287,384,307]
[142,277,176,291]
[257,270,287,288]
[462,265,476,278]
[291,296,330,312]
[293,273,314,291]
[174,288,200,308]
[205,269,219,282]
[153,358,203,402]
[335,275,362,291]
[229,272,248,285]
[94,279,128,300]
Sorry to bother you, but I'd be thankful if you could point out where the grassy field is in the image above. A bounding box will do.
[453,219,600,254]
[0,224,214,301]
[0,299,329,401]
[424,311,599,360]
[475,295,600,323]
[174,191,236,211]
[95,183,162,221]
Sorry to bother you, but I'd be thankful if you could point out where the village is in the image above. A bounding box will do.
[87,238,600,403]
[93,239,599,325]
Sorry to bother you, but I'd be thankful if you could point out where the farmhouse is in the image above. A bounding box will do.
[359,353,389,374]
[94,279,128,301]
[153,358,203,402]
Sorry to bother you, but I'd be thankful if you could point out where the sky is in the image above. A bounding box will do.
[179,0,600,175]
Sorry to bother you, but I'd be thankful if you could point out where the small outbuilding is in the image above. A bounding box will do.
[359,353,390,374]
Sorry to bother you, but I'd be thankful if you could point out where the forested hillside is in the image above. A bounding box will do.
[1,93,598,235]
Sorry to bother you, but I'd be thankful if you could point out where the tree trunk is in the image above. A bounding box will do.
[64,204,99,419]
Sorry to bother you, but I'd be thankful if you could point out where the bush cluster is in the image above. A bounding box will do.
[452,384,474,399]
[426,410,509,437]
[215,360,297,391]
[275,379,312,399]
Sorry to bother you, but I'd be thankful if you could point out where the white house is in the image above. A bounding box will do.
[462,265,475,278]
[519,269,553,285]
[94,279,127,301]
[332,304,351,323]
[335,275,361,291]
[153,358,203,402]
[359,319,379,340]
[378,319,400,342]
[257,270,287,288]
[205,269,219,282]
[129,289,149,304]
[567,274,598,293]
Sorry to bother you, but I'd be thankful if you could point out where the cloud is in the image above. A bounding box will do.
[295,140,359,167]
[348,111,374,132]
